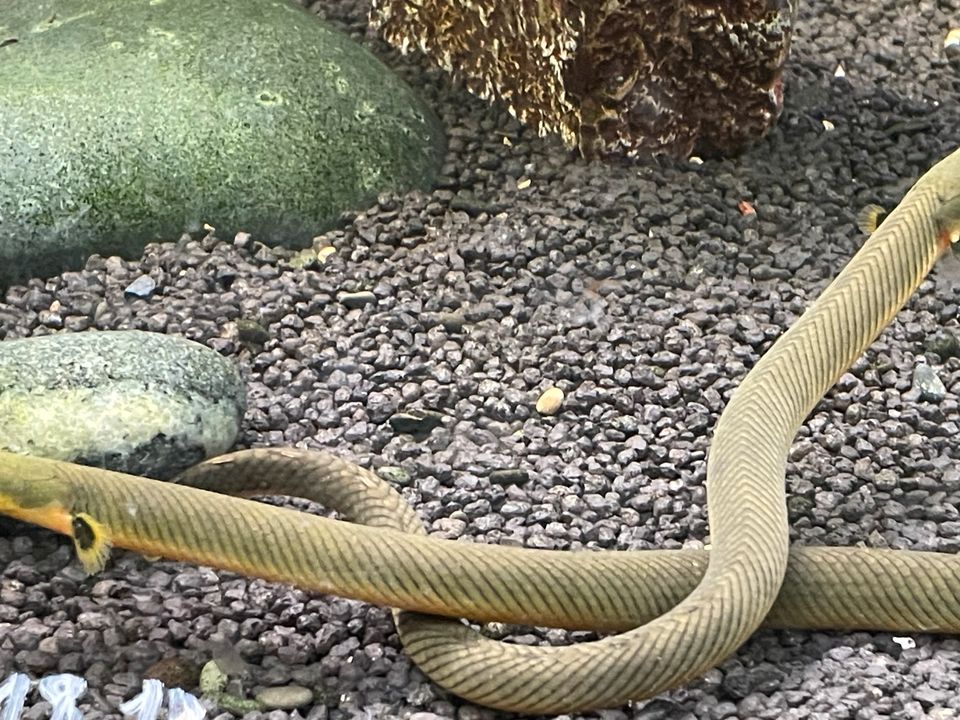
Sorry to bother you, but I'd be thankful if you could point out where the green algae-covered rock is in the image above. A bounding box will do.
[0,330,246,479]
[0,0,445,287]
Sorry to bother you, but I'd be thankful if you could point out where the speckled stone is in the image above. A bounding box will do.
[0,330,245,478]
[0,0,445,287]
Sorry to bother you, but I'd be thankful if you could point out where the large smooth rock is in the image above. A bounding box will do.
[0,0,445,288]
[0,331,246,479]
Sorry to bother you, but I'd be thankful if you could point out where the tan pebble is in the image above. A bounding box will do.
[255,685,314,710]
[536,386,564,415]
[316,245,336,262]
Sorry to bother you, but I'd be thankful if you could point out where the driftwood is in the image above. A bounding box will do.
[371,1,800,159]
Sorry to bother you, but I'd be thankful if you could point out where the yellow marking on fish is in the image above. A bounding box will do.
[856,204,887,234]
[1,490,115,575]
[0,497,73,536]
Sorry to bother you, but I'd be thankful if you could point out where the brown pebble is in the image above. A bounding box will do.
[144,656,201,689]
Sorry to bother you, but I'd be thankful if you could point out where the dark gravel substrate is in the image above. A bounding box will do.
[2,1,960,719]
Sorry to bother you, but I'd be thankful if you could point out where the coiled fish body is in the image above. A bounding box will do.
[2,147,960,713]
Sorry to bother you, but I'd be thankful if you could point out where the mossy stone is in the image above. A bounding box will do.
[0,0,445,287]
[0,330,246,479]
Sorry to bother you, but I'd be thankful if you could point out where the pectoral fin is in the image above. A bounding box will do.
[70,513,113,574]
[856,203,886,234]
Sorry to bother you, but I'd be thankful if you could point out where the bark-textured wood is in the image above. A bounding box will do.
[371,0,799,158]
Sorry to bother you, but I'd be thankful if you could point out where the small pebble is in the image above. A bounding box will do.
[437,311,465,332]
[144,657,201,690]
[489,468,529,486]
[535,386,564,415]
[254,685,314,710]
[235,319,272,346]
[388,411,444,436]
[123,274,157,298]
[925,331,960,360]
[338,291,377,309]
[913,364,947,402]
